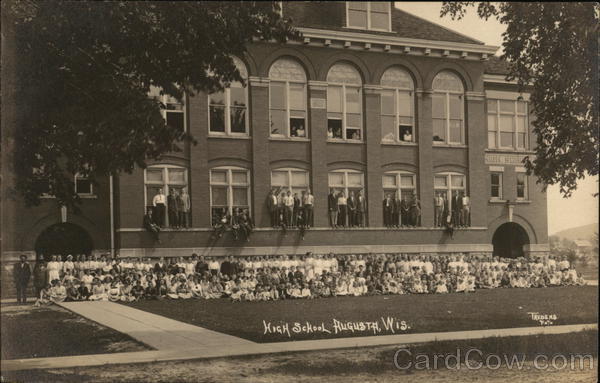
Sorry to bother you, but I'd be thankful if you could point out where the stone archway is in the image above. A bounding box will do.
[492,222,530,258]
[34,223,93,260]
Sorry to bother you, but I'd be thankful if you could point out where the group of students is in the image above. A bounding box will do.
[434,191,471,228]
[31,251,585,305]
[382,193,422,228]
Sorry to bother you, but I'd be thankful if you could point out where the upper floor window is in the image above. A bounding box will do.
[490,172,503,200]
[209,57,249,136]
[149,86,186,133]
[432,71,464,145]
[346,2,391,31]
[210,166,251,225]
[327,63,363,142]
[271,168,310,195]
[434,172,466,211]
[269,58,308,139]
[74,173,93,196]
[381,67,415,143]
[487,99,528,150]
[516,172,528,200]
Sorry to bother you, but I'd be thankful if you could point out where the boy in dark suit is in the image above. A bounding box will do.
[14,254,31,304]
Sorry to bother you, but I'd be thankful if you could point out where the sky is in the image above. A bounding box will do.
[395,2,599,235]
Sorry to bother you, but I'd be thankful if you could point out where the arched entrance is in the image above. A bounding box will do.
[35,223,93,260]
[492,222,530,258]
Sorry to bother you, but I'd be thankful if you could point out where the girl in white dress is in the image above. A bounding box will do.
[63,255,75,275]
[47,255,60,283]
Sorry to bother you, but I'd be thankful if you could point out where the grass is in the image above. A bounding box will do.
[4,330,597,383]
[125,286,598,343]
[1,304,150,360]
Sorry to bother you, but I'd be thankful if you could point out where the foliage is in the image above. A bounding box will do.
[441,2,599,197]
[3,0,297,208]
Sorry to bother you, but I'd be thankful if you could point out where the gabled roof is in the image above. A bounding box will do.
[283,2,484,45]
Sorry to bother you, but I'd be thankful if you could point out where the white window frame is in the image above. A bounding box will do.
[487,98,529,150]
[209,166,251,223]
[269,59,308,139]
[345,2,392,32]
[380,69,415,143]
[144,165,189,226]
[149,86,187,133]
[516,172,528,201]
[328,169,365,198]
[270,168,310,194]
[208,59,249,137]
[327,65,363,143]
[432,73,465,145]
[382,171,417,199]
[490,172,503,200]
[433,172,466,211]
[74,173,94,197]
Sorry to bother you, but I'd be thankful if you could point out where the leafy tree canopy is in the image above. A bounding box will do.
[441,2,599,197]
[3,0,297,208]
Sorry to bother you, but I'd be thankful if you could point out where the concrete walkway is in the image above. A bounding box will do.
[2,300,596,373]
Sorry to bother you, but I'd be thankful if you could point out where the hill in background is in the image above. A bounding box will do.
[552,223,598,241]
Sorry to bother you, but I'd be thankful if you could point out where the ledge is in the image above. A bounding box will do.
[433,143,468,149]
[269,137,310,142]
[326,139,364,145]
[381,141,418,147]
[207,135,251,140]
[485,149,534,155]
[117,226,488,233]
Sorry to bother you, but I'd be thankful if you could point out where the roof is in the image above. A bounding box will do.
[283,2,483,45]
[484,56,511,75]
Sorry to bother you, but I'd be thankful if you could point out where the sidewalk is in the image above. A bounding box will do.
[2,300,596,372]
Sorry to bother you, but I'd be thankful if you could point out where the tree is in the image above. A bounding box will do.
[441,2,599,197]
[3,1,298,208]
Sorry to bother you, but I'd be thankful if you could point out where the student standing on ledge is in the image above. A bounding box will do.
[328,189,339,228]
[337,191,348,228]
[152,188,166,227]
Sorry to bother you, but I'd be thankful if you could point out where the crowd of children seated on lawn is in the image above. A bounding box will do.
[34,252,585,305]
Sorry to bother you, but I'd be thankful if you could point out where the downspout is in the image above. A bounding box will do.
[109,174,115,257]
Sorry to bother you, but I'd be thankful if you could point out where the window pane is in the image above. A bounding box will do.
[209,91,225,105]
[348,173,363,186]
[491,185,500,198]
[232,187,248,206]
[270,109,286,135]
[516,174,526,198]
[381,68,413,89]
[488,131,497,148]
[499,100,514,113]
[432,72,463,92]
[449,95,462,119]
[291,171,308,187]
[168,168,185,184]
[451,175,464,188]
[211,186,228,206]
[499,115,513,132]
[371,11,389,30]
[329,172,344,186]
[211,170,227,184]
[346,113,361,128]
[434,176,447,188]
[346,127,361,140]
[232,170,247,184]
[327,64,362,85]
[327,86,342,113]
[147,169,163,183]
[500,132,513,147]
[449,120,462,143]
[346,88,361,114]
[370,2,389,12]
[230,107,246,133]
[290,117,306,137]
[432,94,446,118]
[76,179,92,194]
[399,124,413,142]
[289,83,305,111]
[328,119,343,139]
[517,133,526,148]
[270,82,286,109]
[381,90,395,115]
[271,171,288,186]
[348,9,367,28]
[166,111,184,133]
[400,175,414,187]
[348,2,367,10]
[433,119,446,142]
[209,106,225,132]
[491,173,500,185]
[381,116,396,141]
[397,91,412,117]
[269,59,306,82]
[487,114,497,132]
[383,175,396,187]
[487,99,497,112]
[517,101,526,114]
[516,116,526,132]
[230,87,246,107]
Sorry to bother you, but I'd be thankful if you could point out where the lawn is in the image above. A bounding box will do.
[5,330,597,383]
[1,304,150,359]
[126,286,598,343]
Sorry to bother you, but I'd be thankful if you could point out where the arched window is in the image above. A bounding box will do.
[210,166,251,225]
[432,71,465,144]
[328,169,364,199]
[145,165,189,227]
[271,168,310,195]
[433,172,466,211]
[208,57,249,136]
[269,58,308,138]
[381,67,415,143]
[327,63,363,141]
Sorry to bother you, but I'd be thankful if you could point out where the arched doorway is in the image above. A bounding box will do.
[492,222,530,258]
[35,223,93,260]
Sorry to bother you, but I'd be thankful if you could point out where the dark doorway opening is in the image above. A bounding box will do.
[492,222,530,258]
[35,223,93,260]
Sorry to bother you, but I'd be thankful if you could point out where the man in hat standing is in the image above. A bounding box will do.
[14,254,32,304]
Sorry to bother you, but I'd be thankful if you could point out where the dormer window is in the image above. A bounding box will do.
[346,2,391,32]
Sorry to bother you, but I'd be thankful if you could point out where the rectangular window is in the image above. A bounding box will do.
[210,167,251,225]
[490,172,502,199]
[209,84,248,136]
[347,2,390,31]
[516,173,528,200]
[487,98,528,150]
[327,85,361,141]
[145,166,189,227]
[75,175,93,196]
